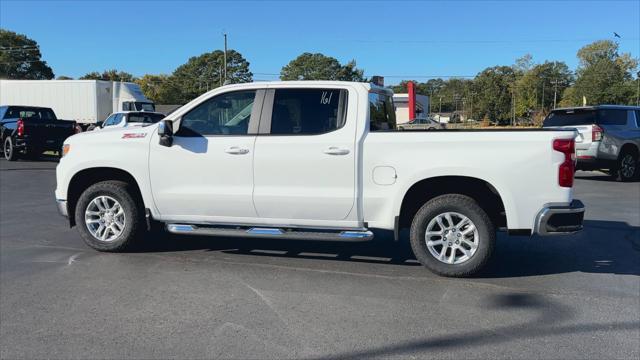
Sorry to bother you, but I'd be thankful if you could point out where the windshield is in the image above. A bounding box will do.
[543,109,596,127]
[134,102,155,112]
[127,113,165,124]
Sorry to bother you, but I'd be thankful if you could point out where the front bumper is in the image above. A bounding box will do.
[534,200,585,236]
[56,199,68,218]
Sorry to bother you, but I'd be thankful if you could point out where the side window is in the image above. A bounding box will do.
[270,89,347,135]
[179,90,256,136]
[122,102,132,111]
[597,109,627,125]
[369,92,397,131]
[0,107,7,120]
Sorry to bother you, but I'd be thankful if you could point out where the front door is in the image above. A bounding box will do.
[149,90,261,221]
[252,87,357,223]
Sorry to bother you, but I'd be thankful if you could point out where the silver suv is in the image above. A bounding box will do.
[543,105,640,181]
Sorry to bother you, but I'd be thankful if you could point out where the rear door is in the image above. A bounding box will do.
[252,87,357,223]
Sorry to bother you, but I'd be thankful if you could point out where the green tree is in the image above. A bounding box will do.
[56,75,73,80]
[171,49,252,103]
[515,61,573,114]
[0,29,54,79]
[280,53,365,81]
[561,40,638,105]
[472,66,517,123]
[136,74,181,104]
[80,69,136,82]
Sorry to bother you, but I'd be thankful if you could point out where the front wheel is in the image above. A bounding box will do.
[74,180,144,252]
[410,194,495,277]
[4,137,18,161]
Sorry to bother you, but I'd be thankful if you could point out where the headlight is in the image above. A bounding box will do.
[62,144,71,157]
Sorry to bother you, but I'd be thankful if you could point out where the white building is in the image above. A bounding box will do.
[393,93,430,125]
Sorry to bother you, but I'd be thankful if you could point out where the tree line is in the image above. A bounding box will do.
[391,41,638,123]
[2,28,638,123]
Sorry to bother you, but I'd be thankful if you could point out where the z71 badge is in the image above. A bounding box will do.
[122,133,147,139]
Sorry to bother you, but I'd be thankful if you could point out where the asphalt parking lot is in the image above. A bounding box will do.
[1,157,638,359]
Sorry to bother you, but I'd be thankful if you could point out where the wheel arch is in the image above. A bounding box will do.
[398,176,507,231]
[619,142,639,158]
[66,167,145,227]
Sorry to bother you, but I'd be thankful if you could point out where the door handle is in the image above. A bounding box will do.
[323,146,350,155]
[225,146,250,155]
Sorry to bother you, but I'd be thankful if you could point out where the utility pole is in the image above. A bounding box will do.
[636,71,639,106]
[470,92,474,121]
[439,96,442,113]
[552,79,558,109]
[511,88,515,126]
[429,88,434,115]
[223,33,228,84]
[541,81,545,111]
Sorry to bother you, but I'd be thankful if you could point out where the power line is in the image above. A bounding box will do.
[352,37,640,44]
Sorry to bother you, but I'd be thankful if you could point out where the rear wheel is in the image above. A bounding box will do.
[410,194,495,277]
[4,137,18,161]
[615,151,639,182]
[75,180,144,252]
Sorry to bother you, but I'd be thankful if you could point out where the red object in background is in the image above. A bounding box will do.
[407,81,416,120]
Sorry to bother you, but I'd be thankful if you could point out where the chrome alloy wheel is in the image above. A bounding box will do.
[84,195,126,242]
[620,154,636,179]
[425,212,479,265]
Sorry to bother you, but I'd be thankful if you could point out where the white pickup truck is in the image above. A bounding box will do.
[55,81,584,277]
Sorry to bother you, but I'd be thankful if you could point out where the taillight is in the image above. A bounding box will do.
[553,138,575,188]
[592,124,603,141]
[16,118,24,137]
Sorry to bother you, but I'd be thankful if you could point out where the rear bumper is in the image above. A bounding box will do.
[534,200,585,236]
[15,138,64,152]
[56,199,68,218]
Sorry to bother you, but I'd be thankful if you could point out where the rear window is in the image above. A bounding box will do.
[6,107,56,121]
[369,92,396,131]
[544,109,628,127]
[127,113,165,124]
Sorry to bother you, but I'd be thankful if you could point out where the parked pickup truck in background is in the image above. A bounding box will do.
[55,81,585,277]
[543,105,640,181]
[1,105,79,161]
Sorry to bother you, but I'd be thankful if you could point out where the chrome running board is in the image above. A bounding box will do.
[166,224,374,242]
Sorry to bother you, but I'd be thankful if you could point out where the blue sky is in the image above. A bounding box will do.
[1,0,639,84]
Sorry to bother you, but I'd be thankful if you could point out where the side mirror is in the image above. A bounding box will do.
[158,120,173,147]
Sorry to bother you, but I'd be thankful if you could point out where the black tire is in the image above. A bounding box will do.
[4,137,18,161]
[409,194,495,277]
[615,151,639,182]
[74,180,144,252]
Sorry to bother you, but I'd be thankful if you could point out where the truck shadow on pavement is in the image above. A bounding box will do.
[479,220,640,278]
[575,173,640,183]
[308,292,639,359]
[137,219,639,277]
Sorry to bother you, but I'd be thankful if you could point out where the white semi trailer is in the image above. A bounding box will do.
[0,80,155,128]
